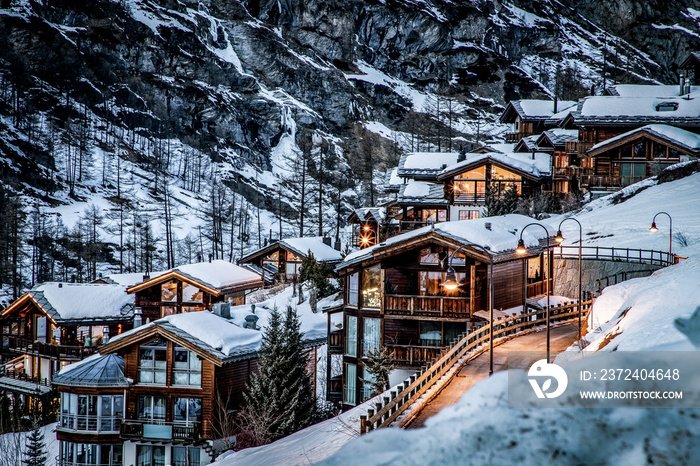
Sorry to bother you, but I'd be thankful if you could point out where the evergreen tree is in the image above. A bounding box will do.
[362,346,395,397]
[240,306,315,445]
[22,420,47,466]
[299,252,337,299]
[500,184,521,215]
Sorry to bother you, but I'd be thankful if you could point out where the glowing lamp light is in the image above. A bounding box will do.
[555,230,564,243]
[440,267,460,291]
[363,225,370,231]
[360,237,369,244]
[649,222,658,232]
[516,239,527,254]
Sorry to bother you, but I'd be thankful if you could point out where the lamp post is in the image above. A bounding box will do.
[516,223,552,362]
[650,212,673,264]
[441,243,495,375]
[555,218,582,341]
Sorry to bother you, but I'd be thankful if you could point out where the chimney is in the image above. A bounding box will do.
[485,222,492,231]
[142,274,150,282]
[208,254,213,263]
[531,149,536,160]
[134,307,143,328]
[680,75,685,96]
[323,236,331,247]
[103,326,110,344]
[553,96,558,113]
[58,283,63,288]
[334,236,341,251]
[212,302,231,319]
[457,152,466,163]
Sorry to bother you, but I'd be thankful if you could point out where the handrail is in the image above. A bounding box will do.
[360,300,592,434]
[595,269,658,293]
[554,245,676,266]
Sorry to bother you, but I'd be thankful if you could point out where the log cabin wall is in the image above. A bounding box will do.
[492,260,526,310]
[214,358,259,412]
[119,339,217,438]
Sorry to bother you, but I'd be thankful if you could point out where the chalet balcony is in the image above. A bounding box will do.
[553,166,584,179]
[385,344,444,367]
[565,141,578,154]
[5,336,97,361]
[58,414,122,433]
[453,193,486,205]
[399,221,429,232]
[120,420,201,443]
[328,331,343,354]
[505,132,521,143]
[581,175,646,189]
[384,295,472,319]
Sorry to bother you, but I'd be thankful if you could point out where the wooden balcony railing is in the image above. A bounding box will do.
[5,336,97,361]
[120,420,200,442]
[553,166,584,178]
[526,279,553,298]
[399,221,430,232]
[505,132,521,143]
[581,175,645,188]
[453,193,486,204]
[0,369,51,387]
[385,295,471,319]
[384,344,444,367]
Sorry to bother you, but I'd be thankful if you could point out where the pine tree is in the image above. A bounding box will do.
[22,420,47,466]
[363,346,395,397]
[240,306,315,445]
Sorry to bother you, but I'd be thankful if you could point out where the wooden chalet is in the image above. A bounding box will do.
[329,215,552,407]
[582,124,700,193]
[436,152,551,221]
[238,237,342,283]
[348,208,388,249]
[535,129,581,194]
[53,306,324,466]
[126,260,262,322]
[499,99,576,143]
[0,283,133,395]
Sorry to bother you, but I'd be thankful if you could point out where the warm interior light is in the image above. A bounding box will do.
[650,222,658,232]
[363,225,370,231]
[441,267,460,291]
[516,238,527,254]
[555,230,564,243]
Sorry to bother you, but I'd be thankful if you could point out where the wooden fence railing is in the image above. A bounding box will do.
[385,295,471,319]
[359,300,592,434]
[553,245,675,266]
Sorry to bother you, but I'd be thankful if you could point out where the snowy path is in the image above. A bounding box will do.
[405,323,580,428]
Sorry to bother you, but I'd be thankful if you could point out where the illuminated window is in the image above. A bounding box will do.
[361,265,381,308]
[458,210,480,220]
[182,283,203,303]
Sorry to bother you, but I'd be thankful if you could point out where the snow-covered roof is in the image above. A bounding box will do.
[99,271,164,287]
[338,215,553,271]
[514,135,541,152]
[471,143,516,154]
[127,260,262,295]
[537,129,579,148]
[384,167,403,193]
[398,152,462,178]
[53,353,129,387]
[574,95,700,125]
[606,84,699,98]
[437,151,551,180]
[105,311,264,362]
[280,237,343,262]
[397,181,448,206]
[589,124,700,155]
[500,99,576,123]
[5,283,134,323]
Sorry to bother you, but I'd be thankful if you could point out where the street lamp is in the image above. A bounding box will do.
[556,218,583,341]
[441,243,495,375]
[650,211,673,264]
[516,223,552,362]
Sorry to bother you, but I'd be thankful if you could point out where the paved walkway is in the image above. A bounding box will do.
[405,323,580,429]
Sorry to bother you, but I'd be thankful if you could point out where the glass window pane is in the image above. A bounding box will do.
[161,280,177,302]
[114,395,123,416]
[154,397,166,420]
[420,321,442,346]
[173,398,187,422]
[348,273,359,306]
[183,284,203,303]
[172,447,186,466]
[174,372,188,385]
[189,398,202,421]
[189,354,201,370]
[139,348,154,367]
[361,265,381,308]
[189,372,201,386]
[174,350,188,369]
[154,446,165,466]
[345,363,357,405]
[346,316,357,357]
[363,318,381,356]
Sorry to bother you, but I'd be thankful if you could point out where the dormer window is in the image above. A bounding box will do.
[656,102,678,112]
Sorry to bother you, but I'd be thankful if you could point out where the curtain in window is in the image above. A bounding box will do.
[363,318,381,356]
[346,316,357,356]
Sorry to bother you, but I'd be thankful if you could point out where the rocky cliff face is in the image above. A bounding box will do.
[0,0,698,275]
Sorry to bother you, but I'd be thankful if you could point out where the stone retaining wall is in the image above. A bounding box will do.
[552,257,663,298]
